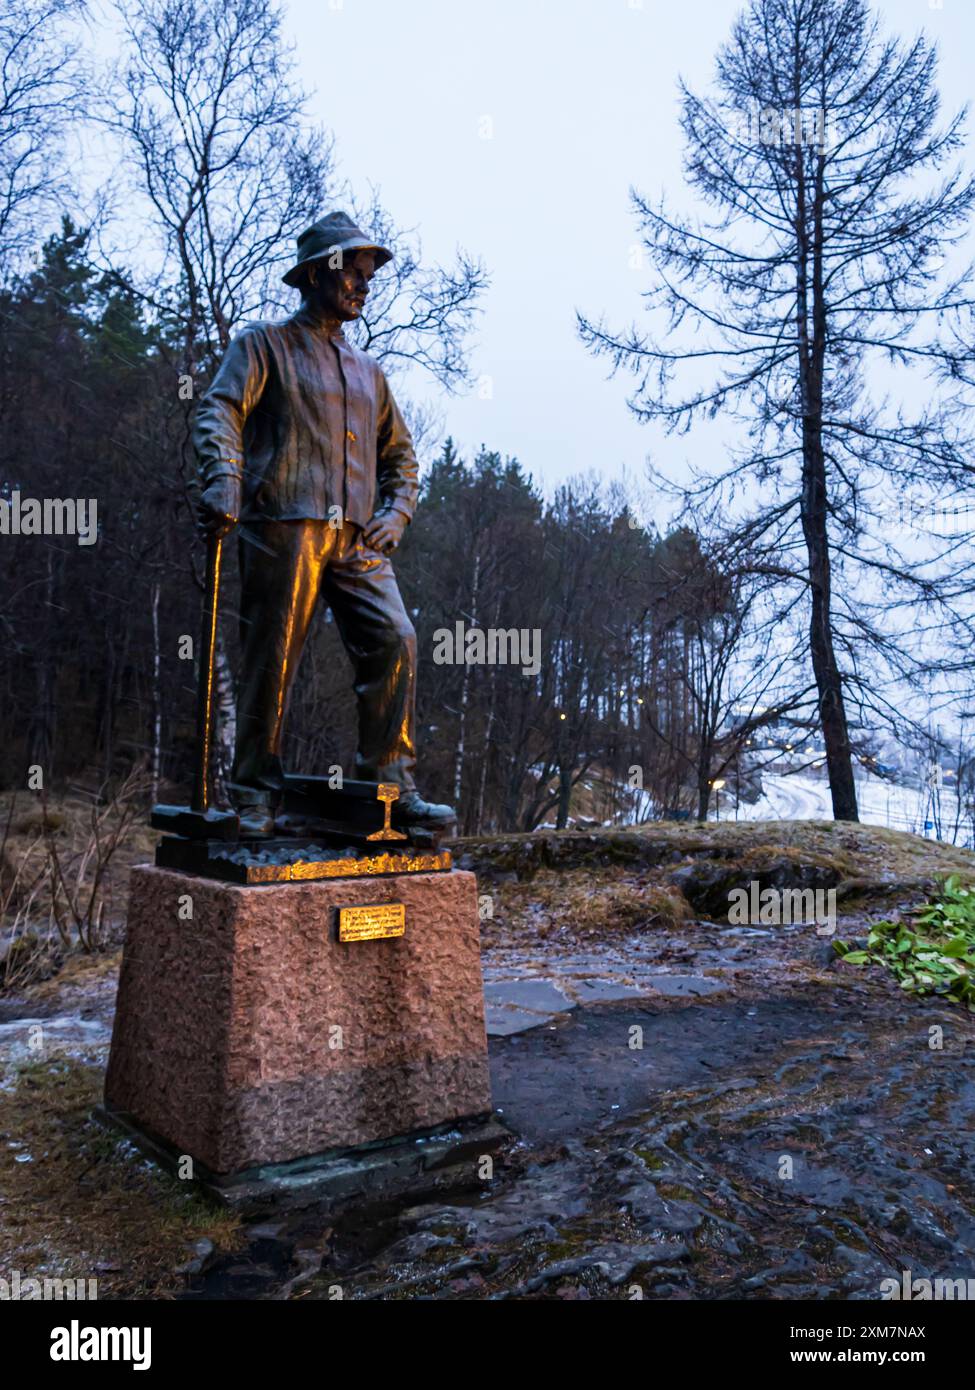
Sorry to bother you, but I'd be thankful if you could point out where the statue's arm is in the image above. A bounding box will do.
[374,371,419,524]
[193,328,269,533]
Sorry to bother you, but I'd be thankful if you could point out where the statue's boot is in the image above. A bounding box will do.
[391,791,457,832]
[235,792,276,839]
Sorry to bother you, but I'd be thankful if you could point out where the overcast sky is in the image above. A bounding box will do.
[283,0,975,504]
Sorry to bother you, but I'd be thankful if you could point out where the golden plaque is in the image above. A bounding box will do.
[339,902,406,942]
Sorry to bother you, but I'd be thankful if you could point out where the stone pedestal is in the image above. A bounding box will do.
[104,865,493,1176]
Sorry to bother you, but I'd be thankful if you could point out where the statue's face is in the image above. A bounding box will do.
[306,250,377,321]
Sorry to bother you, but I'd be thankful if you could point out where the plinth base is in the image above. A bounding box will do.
[95,1107,508,1213]
[105,865,493,1174]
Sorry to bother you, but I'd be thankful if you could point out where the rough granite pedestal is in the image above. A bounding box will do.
[103,864,501,1209]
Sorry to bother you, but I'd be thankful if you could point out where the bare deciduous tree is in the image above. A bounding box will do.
[108,0,333,370]
[580,0,975,821]
[0,0,85,279]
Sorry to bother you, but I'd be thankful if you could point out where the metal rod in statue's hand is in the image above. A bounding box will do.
[192,532,223,814]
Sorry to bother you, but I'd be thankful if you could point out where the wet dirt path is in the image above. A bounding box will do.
[194,915,975,1300]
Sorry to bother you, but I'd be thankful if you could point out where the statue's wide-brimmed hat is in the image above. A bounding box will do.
[282,211,392,286]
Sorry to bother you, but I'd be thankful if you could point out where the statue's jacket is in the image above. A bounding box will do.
[193,308,419,528]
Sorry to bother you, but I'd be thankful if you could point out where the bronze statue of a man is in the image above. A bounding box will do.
[194,211,454,837]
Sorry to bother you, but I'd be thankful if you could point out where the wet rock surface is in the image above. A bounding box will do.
[181,909,975,1300]
[668,852,842,917]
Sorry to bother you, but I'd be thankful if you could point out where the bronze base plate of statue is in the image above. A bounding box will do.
[153,777,453,882]
[155,837,452,885]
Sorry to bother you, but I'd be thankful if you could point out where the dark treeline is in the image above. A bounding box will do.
[0,226,779,832]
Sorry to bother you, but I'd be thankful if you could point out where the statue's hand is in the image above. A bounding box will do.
[197,477,240,538]
[362,507,407,555]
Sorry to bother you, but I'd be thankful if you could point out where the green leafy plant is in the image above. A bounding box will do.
[834,875,975,1011]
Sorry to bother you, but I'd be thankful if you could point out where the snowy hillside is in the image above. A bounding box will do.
[728,770,972,845]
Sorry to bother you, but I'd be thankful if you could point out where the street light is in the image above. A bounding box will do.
[711,777,726,820]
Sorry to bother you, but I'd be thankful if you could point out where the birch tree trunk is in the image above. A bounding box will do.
[453,548,479,810]
[150,580,162,803]
[212,628,237,804]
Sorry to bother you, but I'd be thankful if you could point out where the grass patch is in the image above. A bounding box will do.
[483,869,691,946]
[834,875,975,1011]
[0,1057,242,1296]
[0,785,159,992]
